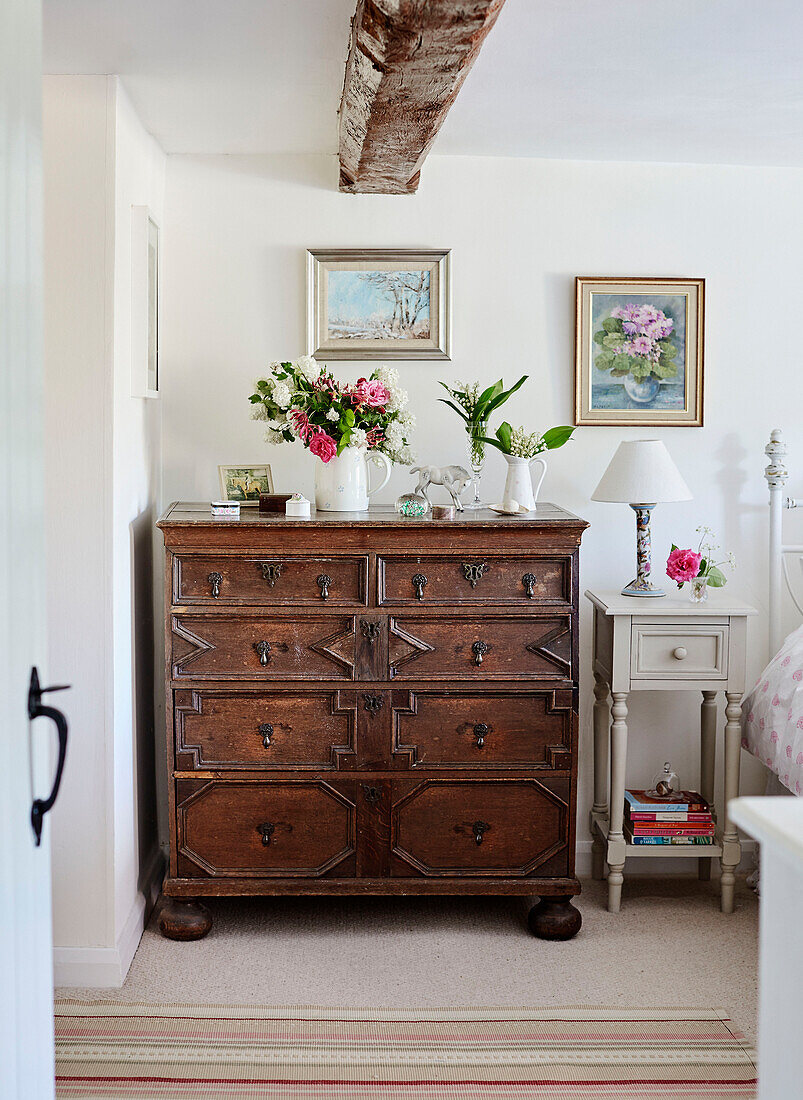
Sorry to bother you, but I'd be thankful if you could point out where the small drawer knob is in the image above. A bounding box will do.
[672,646,688,661]
[254,640,271,666]
[472,640,489,666]
[256,821,274,846]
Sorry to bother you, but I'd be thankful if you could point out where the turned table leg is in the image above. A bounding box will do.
[720,691,743,913]
[528,895,582,940]
[157,897,212,940]
[699,690,717,881]
[591,673,610,880]
[607,692,629,913]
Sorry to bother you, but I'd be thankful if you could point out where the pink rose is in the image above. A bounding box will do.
[666,547,702,584]
[308,430,338,463]
[352,378,390,409]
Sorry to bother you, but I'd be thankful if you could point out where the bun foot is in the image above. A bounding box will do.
[528,894,582,940]
[157,897,212,941]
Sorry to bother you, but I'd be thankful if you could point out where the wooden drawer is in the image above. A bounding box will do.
[388,615,572,681]
[173,554,368,606]
[176,779,356,877]
[378,555,568,606]
[173,689,357,770]
[631,623,729,680]
[170,614,357,681]
[389,688,573,770]
[390,779,568,876]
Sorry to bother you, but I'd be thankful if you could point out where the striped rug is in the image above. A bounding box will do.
[55,1002,757,1099]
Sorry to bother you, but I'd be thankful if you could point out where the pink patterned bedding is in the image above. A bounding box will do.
[742,623,803,795]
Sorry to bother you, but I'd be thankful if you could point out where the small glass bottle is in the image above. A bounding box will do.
[648,761,680,799]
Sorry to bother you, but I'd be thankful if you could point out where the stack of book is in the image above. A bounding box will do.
[624,789,716,845]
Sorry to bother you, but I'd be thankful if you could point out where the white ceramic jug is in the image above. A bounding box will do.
[502,455,547,512]
[314,446,392,512]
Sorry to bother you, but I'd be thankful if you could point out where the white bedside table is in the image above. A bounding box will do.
[585,589,758,914]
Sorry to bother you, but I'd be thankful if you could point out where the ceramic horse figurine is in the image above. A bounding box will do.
[410,464,472,511]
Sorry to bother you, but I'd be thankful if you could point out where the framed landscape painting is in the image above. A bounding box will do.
[575,277,704,426]
[307,248,451,360]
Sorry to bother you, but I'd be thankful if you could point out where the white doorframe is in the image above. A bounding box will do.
[0,1,57,1097]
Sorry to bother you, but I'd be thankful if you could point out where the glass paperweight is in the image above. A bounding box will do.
[648,761,680,800]
[395,492,430,518]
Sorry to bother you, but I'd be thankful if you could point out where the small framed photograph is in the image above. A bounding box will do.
[131,206,160,398]
[307,248,451,360]
[218,465,274,505]
[575,276,704,427]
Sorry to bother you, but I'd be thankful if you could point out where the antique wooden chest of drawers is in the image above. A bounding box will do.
[157,502,588,939]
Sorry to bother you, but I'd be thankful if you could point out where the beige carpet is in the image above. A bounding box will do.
[60,877,759,1045]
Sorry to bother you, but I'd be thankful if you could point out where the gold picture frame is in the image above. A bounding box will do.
[217,464,274,506]
[575,276,704,427]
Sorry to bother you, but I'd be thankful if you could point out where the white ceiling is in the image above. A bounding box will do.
[43,0,803,166]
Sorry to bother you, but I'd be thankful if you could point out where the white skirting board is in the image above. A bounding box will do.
[53,847,165,989]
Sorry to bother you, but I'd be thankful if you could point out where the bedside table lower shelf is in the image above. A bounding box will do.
[591,811,723,859]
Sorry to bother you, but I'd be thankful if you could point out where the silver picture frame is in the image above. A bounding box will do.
[307,248,451,361]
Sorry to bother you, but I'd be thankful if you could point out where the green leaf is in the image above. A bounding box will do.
[249,394,262,403]
[594,355,613,372]
[603,332,624,349]
[336,428,351,456]
[610,368,630,377]
[699,557,708,574]
[613,353,632,371]
[477,435,508,453]
[657,341,677,359]
[495,421,513,453]
[541,425,575,450]
[482,374,528,417]
[593,329,606,344]
[602,316,623,333]
[344,408,355,426]
[671,543,678,551]
[437,397,469,422]
[707,565,727,587]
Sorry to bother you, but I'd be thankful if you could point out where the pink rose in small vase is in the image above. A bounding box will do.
[352,378,391,409]
[308,430,338,463]
[666,547,702,583]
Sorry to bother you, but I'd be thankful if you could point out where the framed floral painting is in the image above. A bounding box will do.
[575,277,704,426]
[307,248,451,361]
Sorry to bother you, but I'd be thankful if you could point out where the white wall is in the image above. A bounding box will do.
[44,75,165,986]
[162,152,803,854]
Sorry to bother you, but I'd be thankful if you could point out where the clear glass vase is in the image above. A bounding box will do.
[464,422,487,510]
[689,576,709,603]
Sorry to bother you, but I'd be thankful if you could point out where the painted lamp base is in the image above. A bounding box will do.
[621,504,666,598]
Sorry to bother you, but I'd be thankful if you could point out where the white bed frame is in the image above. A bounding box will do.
[765,429,801,656]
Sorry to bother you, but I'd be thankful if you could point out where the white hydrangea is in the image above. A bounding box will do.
[385,421,404,449]
[351,427,368,448]
[295,355,319,382]
[398,409,416,433]
[326,407,340,422]
[264,428,285,446]
[396,444,415,465]
[272,381,292,409]
[251,404,269,422]
[374,364,408,412]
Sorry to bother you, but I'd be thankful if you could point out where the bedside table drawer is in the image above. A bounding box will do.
[631,624,729,680]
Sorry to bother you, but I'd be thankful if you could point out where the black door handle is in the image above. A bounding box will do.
[28,667,70,846]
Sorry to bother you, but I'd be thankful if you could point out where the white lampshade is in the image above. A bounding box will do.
[591,439,692,504]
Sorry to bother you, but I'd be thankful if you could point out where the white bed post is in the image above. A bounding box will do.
[765,430,789,657]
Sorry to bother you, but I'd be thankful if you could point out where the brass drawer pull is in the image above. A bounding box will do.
[522,572,537,599]
[254,640,271,666]
[361,620,381,643]
[473,820,490,845]
[257,821,275,846]
[673,646,688,661]
[207,571,222,598]
[258,722,274,748]
[317,573,331,600]
[412,573,428,600]
[462,561,489,588]
[472,640,489,666]
[473,722,490,748]
[363,693,384,715]
[259,562,283,587]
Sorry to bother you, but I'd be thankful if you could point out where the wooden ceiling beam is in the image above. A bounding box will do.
[338,0,507,194]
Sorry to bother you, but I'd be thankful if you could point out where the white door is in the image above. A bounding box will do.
[1,1,58,1097]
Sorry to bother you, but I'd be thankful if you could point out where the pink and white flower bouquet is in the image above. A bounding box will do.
[666,526,736,589]
[594,303,679,384]
[249,357,415,465]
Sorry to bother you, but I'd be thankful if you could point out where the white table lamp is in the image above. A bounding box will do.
[592,439,692,597]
